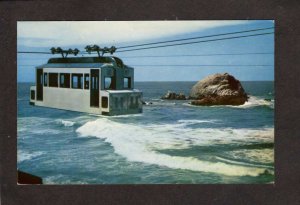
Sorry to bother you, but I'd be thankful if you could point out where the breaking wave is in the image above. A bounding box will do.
[18,117,63,134]
[76,118,274,177]
[18,150,45,163]
[56,119,75,127]
[233,96,274,109]
[215,156,273,169]
[228,148,274,165]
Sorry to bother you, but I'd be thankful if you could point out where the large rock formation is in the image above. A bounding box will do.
[189,73,248,106]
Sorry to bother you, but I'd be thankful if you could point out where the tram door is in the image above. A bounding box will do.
[36,69,43,101]
[90,69,99,107]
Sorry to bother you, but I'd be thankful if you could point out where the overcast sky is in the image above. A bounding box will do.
[17,20,274,82]
[18,21,250,47]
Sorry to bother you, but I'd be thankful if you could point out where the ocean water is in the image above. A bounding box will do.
[17,81,274,184]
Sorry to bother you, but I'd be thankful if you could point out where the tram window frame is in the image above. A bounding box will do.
[60,73,70,88]
[114,97,119,109]
[123,77,131,89]
[44,73,48,86]
[130,96,134,108]
[101,97,108,108]
[104,77,112,89]
[120,97,124,109]
[72,74,83,89]
[91,76,99,90]
[48,73,58,87]
[135,96,139,107]
[84,74,89,89]
[30,90,35,100]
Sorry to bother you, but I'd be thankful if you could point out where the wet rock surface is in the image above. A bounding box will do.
[189,73,248,106]
[161,91,187,100]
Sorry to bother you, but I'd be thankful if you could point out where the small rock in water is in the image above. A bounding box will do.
[161,91,187,100]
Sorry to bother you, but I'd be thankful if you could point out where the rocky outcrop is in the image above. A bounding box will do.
[189,73,248,106]
[18,170,43,184]
[162,91,187,100]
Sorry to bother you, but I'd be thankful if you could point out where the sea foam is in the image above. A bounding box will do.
[233,96,274,109]
[60,120,75,127]
[76,118,274,177]
[184,96,274,109]
[177,119,219,125]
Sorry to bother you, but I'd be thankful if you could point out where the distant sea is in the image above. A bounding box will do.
[17,81,274,184]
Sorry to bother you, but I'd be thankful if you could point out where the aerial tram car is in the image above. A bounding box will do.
[29,45,143,116]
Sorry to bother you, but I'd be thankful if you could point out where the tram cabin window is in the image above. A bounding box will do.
[49,73,58,87]
[104,77,112,89]
[72,74,83,89]
[60,73,70,88]
[124,77,131,89]
[84,74,89,89]
[44,73,48,86]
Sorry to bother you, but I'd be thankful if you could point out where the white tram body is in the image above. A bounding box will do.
[29,56,143,116]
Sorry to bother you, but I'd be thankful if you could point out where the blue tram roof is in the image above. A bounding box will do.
[36,57,131,69]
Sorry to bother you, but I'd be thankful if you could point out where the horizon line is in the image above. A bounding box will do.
[17,80,275,83]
